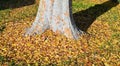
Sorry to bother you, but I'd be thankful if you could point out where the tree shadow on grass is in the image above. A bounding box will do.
[0,0,35,10]
[0,0,35,33]
[73,0,119,32]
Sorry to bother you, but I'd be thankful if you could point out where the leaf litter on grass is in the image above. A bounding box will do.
[0,17,119,65]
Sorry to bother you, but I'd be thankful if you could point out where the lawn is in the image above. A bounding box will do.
[0,0,120,66]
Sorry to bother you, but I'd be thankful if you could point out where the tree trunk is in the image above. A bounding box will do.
[25,0,83,39]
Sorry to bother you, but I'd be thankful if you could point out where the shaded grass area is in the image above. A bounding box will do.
[0,0,35,10]
[0,0,120,66]
[0,3,37,22]
[73,1,119,31]
[0,0,37,33]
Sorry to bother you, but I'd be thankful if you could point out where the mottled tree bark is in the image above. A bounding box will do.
[25,0,83,39]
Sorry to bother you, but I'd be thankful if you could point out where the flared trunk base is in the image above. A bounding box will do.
[25,0,83,39]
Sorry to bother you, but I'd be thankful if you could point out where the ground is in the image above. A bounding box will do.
[0,0,120,66]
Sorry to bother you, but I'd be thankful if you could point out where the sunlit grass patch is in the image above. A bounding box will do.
[72,1,95,13]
